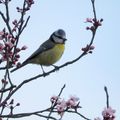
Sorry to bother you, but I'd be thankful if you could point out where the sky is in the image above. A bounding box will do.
[0,0,120,120]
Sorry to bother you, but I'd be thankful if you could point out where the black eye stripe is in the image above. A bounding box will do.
[53,33,67,41]
[53,33,63,39]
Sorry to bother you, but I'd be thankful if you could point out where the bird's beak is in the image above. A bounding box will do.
[63,38,67,41]
[63,38,67,44]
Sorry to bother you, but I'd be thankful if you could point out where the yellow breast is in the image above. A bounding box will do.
[32,44,65,66]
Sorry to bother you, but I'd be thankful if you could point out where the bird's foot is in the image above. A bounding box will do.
[43,71,49,77]
[40,65,49,77]
[52,65,59,71]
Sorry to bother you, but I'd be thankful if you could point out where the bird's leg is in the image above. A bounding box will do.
[51,65,59,71]
[40,65,49,77]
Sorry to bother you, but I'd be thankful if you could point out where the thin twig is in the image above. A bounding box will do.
[104,86,109,108]
[89,0,97,46]
[67,110,91,120]
[91,0,97,21]
[0,85,16,93]
[35,113,57,120]
[20,16,30,35]
[0,11,6,22]
[6,58,13,86]
[47,84,66,120]
[0,111,57,120]
[5,0,10,22]
[49,109,91,120]
[12,0,29,61]
[0,108,91,120]
[0,6,12,35]
[0,67,7,70]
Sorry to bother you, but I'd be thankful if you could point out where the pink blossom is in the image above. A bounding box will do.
[50,95,59,103]
[0,43,4,51]
[7,34,12,39]
[0,31,4,36]
[16,48,21,53]
[86,18,93,23]
[16,0,34,13]
[0,31,4,40]
[5,41,14,48]
[56,100,66,116]
[85,18,103,32]
[89,45,95,50]
[12,19,18,25]
[69,95,79,102]
[17,62,22,67]
[1,79,8,85]
[57,99,66,107]
[12,28,17,32]
[0,36,3,40]
[102,107,116,119]
[26,0,34,5]
[16,7,23,13]
[15,54,20,58]
[11,38,16,43]
[16,103,20,106]
[81,44,95,53]
[8,51,13,58]
[66,99,77,108]
[57,103,65,112]
[21,45,27,50]
[66,95,79,108]
[1,56,6,62]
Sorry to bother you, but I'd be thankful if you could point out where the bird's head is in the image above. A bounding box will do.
[51,29,67,44]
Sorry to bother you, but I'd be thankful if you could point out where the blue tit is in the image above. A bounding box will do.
[11,29,67,73]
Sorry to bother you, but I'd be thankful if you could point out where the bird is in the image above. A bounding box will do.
[11,29,67,73]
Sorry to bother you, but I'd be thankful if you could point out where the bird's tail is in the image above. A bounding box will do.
[10,62,27,73]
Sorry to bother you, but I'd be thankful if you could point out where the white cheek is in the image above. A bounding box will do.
[52,36,63,43]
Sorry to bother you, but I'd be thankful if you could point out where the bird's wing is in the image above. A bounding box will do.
[23,39,55,64]
[11,39,55,73]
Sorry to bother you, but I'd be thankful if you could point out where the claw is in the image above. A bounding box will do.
[52,65,59,71]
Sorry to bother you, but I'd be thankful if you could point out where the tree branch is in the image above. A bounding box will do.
[104,86,109,108]
[0,0,100,108]
[91,0,97,21]
[47,84,66,120]
[20,16,30,34]
[67,110,91,120]
[0,85,66,119]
